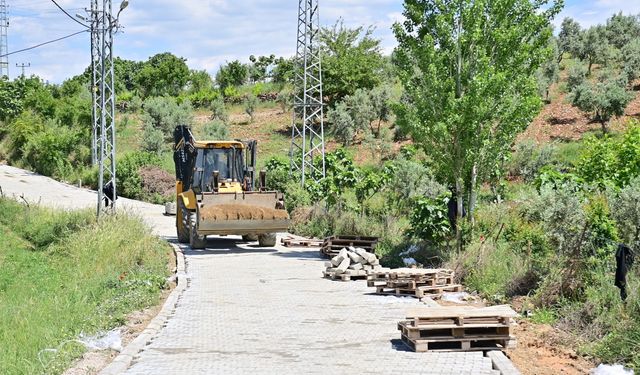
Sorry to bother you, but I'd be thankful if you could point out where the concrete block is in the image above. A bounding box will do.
[347,251,365,264]
[349,263,363,270]
[324,261,333,268]
[331,255,344,267]
[335,258,350,274]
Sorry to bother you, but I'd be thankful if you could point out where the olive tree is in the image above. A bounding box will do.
[570,72,634,134]
[558,17,582,62]
[393,0,562,248]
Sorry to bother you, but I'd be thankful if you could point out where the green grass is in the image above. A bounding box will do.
[0,198,171,375]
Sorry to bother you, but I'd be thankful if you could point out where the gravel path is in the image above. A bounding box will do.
[0,165,505,375]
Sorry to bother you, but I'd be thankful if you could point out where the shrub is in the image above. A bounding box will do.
[21,121,79,179]
[141,96,193,136]
[610,177,640,245]
[141,125,166,154]
[327,101,356,146]
[264,157,290,193]
[199,120,229,141]
[508,141,555,182]
[117,151,162,200]
[408,194,452,244]
[209,97,229,124]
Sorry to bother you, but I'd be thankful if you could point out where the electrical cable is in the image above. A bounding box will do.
[49,0,89,28]
[0,30,88,58]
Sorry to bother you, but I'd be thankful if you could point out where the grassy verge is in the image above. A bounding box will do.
[0,198,172,375]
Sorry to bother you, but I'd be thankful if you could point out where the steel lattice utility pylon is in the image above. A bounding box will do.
[290,0,325,185]
[91,0,117,216]
[0,0,9,78]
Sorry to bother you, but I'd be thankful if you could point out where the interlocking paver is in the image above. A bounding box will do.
[124,241,498,375]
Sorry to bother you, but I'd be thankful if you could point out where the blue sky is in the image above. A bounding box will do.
[5,0,640,83]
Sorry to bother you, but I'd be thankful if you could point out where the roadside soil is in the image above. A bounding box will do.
[508,320,595,375]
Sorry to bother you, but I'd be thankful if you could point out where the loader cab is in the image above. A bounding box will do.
[190,141,257,194]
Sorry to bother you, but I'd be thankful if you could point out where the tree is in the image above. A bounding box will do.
[248,54,276,83]
[622,39,640,83]
[605,13,640,50]
[393,0,561,247]
[216,60,248,89]
[537,35,560,102]
[271,57,295,84]
[578,26,609,75]
[244,94,258,122]
[187,70,213,93]
[369,85,392,137]
[114,57,144,93]
[135,53,190,98]
[558,18,582,62]
[566,62,587,92]
[320,19,384,105]
[570,72,634,134]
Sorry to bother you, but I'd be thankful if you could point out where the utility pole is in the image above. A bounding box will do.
[16,62,29,77]
[290,0,325,186]
[0,0,9,78]
[89,0,124,217]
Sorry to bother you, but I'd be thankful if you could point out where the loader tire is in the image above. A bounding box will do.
[258,233,277,247]
[189,212,207,249]
[176,200,190,244]
[242,234,258,242]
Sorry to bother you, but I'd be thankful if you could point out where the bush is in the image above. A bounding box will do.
[408,194,451,244]
[117,151,162,200]
[327,101,356,145]
[141,96,193,136]
[566,62,587,92]
[200,120,229,140]
[141,125,166,154]
[610,176,640,245]
[508,141,555,182]
[264,157,290,193]
[21,121,80,179]
[210,97,229,124]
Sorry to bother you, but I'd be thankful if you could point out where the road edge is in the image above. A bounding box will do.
[98,242,187,375]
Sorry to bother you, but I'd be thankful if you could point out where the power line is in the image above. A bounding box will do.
[50,0,89,28]
[0,30,88,58]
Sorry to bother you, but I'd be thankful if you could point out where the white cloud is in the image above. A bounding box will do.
[6,1,640,82]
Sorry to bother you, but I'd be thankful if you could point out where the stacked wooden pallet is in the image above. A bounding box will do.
[367,268,462,299]
[323,247,387,281]
[280,235,322,248]
[398,305,517,352]
[321,235,378,258]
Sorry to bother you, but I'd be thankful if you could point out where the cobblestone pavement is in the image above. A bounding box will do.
[0,165,503,375]
[124,241,499,375]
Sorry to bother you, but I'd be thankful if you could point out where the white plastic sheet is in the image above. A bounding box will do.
[78,329,123,352]
[591,364,634,375]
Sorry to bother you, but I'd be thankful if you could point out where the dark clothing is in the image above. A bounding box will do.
[102,181,117,207]
[615,244,635,301]
[447,197,466,230]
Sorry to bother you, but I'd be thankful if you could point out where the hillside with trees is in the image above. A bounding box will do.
[1,3,640,372]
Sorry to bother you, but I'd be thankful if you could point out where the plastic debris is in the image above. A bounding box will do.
[402,258,417,266]
[441,292,471,304]
[591,364,634,375]
[78,329,122,352]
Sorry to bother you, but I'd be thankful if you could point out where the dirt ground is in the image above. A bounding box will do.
[519,81,640,144]
[508,320,595,375]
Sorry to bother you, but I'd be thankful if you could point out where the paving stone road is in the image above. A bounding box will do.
[0,165,504,375]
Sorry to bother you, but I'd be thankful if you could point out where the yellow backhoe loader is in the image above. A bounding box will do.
[173,125,290,248]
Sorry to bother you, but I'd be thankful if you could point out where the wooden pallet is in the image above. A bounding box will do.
[398,321,511,340]
[320,236,378,257]
[281,236,322,248]
[375,284,463,299]
[323,270,368,281]
[400,333,515,352]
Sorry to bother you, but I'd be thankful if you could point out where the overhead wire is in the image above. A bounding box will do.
[49,0,89,28]
[0,30,88,58]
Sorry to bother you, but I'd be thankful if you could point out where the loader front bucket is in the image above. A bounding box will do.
[195,191,290,235]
